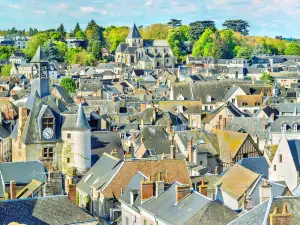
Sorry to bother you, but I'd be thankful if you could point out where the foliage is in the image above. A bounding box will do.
[104,26,129,53]
[23,32,49,59]
[60,77,77,93]
[84,195,90,211]
[66,48,96,66]
[71,23,82,37]
[223,20,250,36]
[57,23,66,40]
[260,72,273,85]
[85,20,104,44]
[91,40,102,60]
[167,28,188,61]
[75,30,86,40]
[189,21,216,43]
[252,44,265,55]
[43,41,63,62]
[236,46,251,59]
[285,42,300,55]
[167,19,182,28]
[56,41,68,60]
[0,64,12,76]
[0,46,17,61]
[139,24,169,40]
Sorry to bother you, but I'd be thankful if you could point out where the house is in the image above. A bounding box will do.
[120,173,237,225]
[229,196,300,225]
[0,196,98,225]
[235,94,264,114]
[115,23,175,69]
[269,135,300,191]
[274,76,300,88]
[77,153,191,219]
[213,130,262,170]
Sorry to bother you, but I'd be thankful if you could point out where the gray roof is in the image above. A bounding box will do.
[0,161,47,184]
[77,153,120,194]
[278,103,300,114]
[140,182,210,225]
[237,157,269,179]
[127,23,142,39]
[0,195,98,225]
[0,172,4,198]
[30,46,47,63]
[116,43,129,53]
[270,116,300,133]
[287,140,300,171]
[75,104,91,130]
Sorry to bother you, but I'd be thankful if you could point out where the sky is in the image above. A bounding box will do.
[0,0,300,37]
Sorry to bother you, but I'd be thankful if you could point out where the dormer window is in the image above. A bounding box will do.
[177,105,183,113]
[242,101,247,107]
[292,122,298,132]
[281,123,287,133]
[255,101,260,106]
[206,95,211,103]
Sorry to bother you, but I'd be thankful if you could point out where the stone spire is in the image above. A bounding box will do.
[127,23,142,39]
[75,104,91,130]
[31,45,47,63]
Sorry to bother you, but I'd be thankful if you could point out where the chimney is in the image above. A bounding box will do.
[156,79,160,87]
[198,180,208,197]
[18,107,28,131]
[243,193,248,210]
[140,103,146,112]
[188,138,193,162]
[140,179,154,203]
[140,119,144,129]
[132,131,137,141]
[156,172,164,197]
[270,204,292,225]
[260,180,272,203]
[111,149,119,159]
[215,166,219,175]
[262,115,267,129]
[10,180,16,200]
[141,134,145,144]
[175,185,190,204]
[129,143,135,157]
[68,184,76,204]
[170,135,176,159]
[152,108,157,123]
[166,119,171,133]
[112,96,116,102]
[270,112,275,122]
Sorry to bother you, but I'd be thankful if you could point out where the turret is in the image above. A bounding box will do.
[73,104,91,174]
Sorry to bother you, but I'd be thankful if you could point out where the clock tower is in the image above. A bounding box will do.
[30,46,50,98]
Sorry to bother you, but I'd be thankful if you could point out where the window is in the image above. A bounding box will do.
[67,133,71,139]
[279,154,283,163]
[211,193,216,201]
[255,101,260,106]
[207,165,211,172]
[42,147,54,161]
[243,153,249,158]
[200,161,203,165]
[232,98,235,104]
[274,165,276,171]
[67,158,70,163]
[242,101,247,107]
[293,123,298,132]
[121,133,125,139]
[144,220,147,225]
[281,124,287,133]
[43,117,54,129]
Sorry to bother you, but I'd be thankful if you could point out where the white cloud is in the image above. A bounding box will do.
[34,10,46,14]
[145,0,153,6]
[80,6,97,13]
[55,3,69,10]
[8,4,21,9]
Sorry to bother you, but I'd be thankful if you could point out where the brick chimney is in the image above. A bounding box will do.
[68,184,76,204]
[10,180,16,200]
[166,119,172,133]
[140,119,144,129]
[170,135,176,159]
[156,172,164,197]
[132,131,137,141]
[140,103,146,112]
[198,180,208,197]
[140,179,154,203]
[260,180,272,204]
[188,138,193,163]
[175,185,190,204]
[270,204,292,225]
[18,107,28,132]
[141,134,145,144]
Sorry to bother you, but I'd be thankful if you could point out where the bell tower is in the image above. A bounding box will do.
[30,46,50,98]
[126,23,143,47]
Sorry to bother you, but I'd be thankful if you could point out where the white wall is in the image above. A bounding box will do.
[216,188,239,210]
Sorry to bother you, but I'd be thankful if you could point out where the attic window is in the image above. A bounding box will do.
[255,101,260,106]
[281,124,287,133]
[199,139,205,144]
[147,149,156,156]
[293,123,298,132]
[206,95,212,103]
[242,101,247,107]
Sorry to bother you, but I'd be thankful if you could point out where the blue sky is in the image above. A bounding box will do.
[0,0,300,37]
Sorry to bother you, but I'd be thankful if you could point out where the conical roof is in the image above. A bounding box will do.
[127,23,142,39]
[75,104,91,130]
[31,45,47,63]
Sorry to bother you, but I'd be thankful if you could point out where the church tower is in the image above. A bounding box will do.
[30,46,50,98]
[126,23,143,47]
[73,104,91,174]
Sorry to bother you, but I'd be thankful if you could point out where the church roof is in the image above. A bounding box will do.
[127,23,142,39]
[30,45,47,63]
[75,104,91,130]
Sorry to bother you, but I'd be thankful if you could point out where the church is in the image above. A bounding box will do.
[11,46,92,176]
[115,23,176,69]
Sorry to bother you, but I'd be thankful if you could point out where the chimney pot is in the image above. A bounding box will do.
[68,184,77,204]
[199,180,208,197]
[10,180,16,200]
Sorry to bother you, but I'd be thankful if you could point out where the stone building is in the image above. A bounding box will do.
[115,24,176,69]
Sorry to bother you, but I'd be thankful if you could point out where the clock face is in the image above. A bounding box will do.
[43,127,54,139]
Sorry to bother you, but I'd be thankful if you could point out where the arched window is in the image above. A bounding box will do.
[206,95,211,103]
[130,55,135,64]
[242,101,247,107]
[255,101,260,106]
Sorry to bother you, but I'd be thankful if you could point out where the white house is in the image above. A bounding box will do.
[269,135,300,192]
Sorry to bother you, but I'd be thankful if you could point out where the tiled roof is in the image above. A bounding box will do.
[236,94,263,107]
[102,159,191,198]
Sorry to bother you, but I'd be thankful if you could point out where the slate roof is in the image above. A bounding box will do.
[158,100,202,114]
[116,43,129,53]
[270,116,300,132]
[75,104,91,130]
[77,153,120,194]
[127,23,142,39]
[16,179,42,199]
[30,46,47,63]
[143,40,169,47]
[287,140,300,171]
[237,157,269,179]
[53,86,74,104]
[0,161,47,184]
[0,195,98,225]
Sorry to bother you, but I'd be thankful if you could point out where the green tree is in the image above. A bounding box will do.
[85,20,104,44]
[139,24,169,39]
[66,47,82,64]
[167,19,182,28]
[260,72,273,85]
[0,64,12,76]
[223,20,250,36]
[75,30,86,40]
[71,22,81,37]
[91,40,102,60]
[236,46,251,59]
[23,32,49,59]
[252,44,265,55]
[285,42,300,55]
[189,21,216,43]
[28,27,34,36]
[43,41,63,62]
[60,77,77,93]
[56,41,68,60]
[57,23,66,40]
[167,28,187,61]
[192,28,214,56]
[49,32,62,42]
[104,26,129,53]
